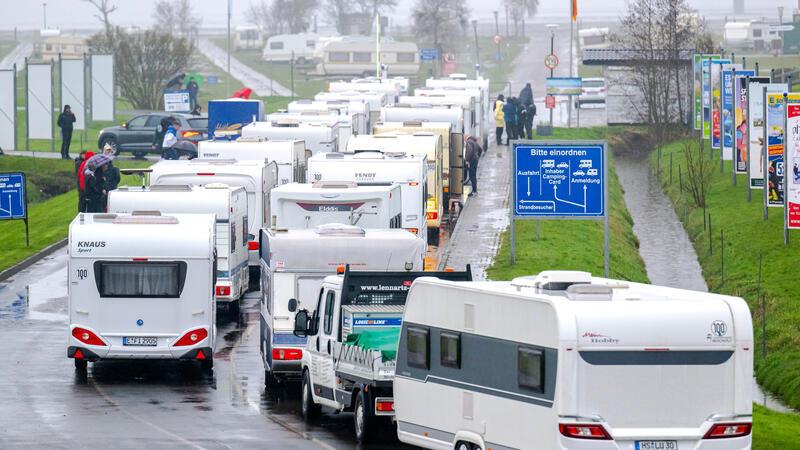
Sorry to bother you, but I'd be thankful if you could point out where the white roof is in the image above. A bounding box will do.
[309,151,425,164]
[347,132,440,154]
[399,95,472,108]
[150,159,269,180]
[108,184,243,219]
[272,181,398,197]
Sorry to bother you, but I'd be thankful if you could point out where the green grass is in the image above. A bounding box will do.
[753,404,800,449]
[487,127,649,283]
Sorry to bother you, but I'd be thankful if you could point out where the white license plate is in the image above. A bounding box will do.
[636,441,678,450]
[123,336,158,346]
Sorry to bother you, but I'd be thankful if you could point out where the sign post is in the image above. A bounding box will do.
[0,172,29,246]
[509,141,609,276]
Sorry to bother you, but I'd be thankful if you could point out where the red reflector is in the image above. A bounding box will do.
[215,285,231,296]
[196,173,215,176]
[408,182,419,186]
[272,348,303,360]
[559,424,612,440]
[195,349,206,360]
[132,257,148,262]
[703,423,752,439]
[248,241,259,251]
[72,327,107,346]
[376,401,394,412]
[407,228,419,235]
[426,211,438,220]
[173,328,209,347]
[74,349,85,359]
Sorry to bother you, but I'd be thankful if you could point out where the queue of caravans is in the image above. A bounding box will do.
[65,71,753,449]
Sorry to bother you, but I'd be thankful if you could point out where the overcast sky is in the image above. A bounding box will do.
[1,0,797,30]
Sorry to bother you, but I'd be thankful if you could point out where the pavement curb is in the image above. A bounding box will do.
[0,238,68,282]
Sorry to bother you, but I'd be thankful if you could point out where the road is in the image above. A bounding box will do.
[198,39,295,97]
[0,42,32,71]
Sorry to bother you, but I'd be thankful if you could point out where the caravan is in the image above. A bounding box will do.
[395,271,753,450]
[67,213,216,370]
[398,94,475,137]
[316,38,419,77]
[242,120,340,155]
[415,86,487,149]
[315,91,388,130]
[262,33,321,63]
[234,25,264,51]
[107,185,249,303]
[286,99,369,135]
[270,181,402,229]
[264,112,355,149]
[197,138,307,185]
[259,225,426,384]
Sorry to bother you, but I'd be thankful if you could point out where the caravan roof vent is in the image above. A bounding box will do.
[325,152,346,159]
[565,284,613,301]
[148,184,193,192]
[314,223,366,236]
[204,183,231,190]
[512,271,592,291]
[313,180,358,189]
[191,158,238,164]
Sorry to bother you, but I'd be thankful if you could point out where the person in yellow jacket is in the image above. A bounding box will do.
[495,94,506,145]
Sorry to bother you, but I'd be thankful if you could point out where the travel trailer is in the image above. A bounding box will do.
[264,111,355,148]
[723,21,778,51]
[397,95,475,136]
[258,225,426,385]
[579,27,610,50]
[269,181,402,229]
[262,33,321,63]
[307,152,428,243]
[424,75,491,147]
[234,25,264,51]
[242,120,340,155]
[315,91,388,129]
[107,184,249,303]
[286,99,369,135]
[148,159,279,272]
[347,133,444,244]
[316,38,419,77]
[289,266,472,442]
[394,271,754,450]
[329,77,408,103]
[198,138,307,186]
[67,213,217,370]
[415,86,487,149]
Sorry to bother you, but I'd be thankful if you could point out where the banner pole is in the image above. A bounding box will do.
[764,86,769,221]
[25,57,29,152]
[52,57,57,154]
[509,142,516,265]
[746,76,752,202]
[12,63,17,151]
[720,66,725,173]
[731,67,737,186]
[784,92,789,246]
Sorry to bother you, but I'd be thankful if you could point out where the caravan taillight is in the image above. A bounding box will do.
[703,423,752,439]
[248,241,259,251]
[173,328,208,347]
[558,424,612,440]
[72,327,106,346]
[215,285,231,296]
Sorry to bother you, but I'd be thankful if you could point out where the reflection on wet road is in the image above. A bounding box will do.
[0,251,408,449]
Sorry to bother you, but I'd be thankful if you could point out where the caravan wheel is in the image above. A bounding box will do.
[456,442,478,450]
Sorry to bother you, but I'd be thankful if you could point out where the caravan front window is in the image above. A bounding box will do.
[270,41,284,50]
[352,52,372,63]
[329,52,349,63]
[440,332,461,369]
[397,52,415,63]
[94,261,187,298]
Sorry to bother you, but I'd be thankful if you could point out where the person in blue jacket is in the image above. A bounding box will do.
[503,97,520,144]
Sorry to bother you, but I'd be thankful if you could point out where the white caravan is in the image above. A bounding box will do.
[67,213,216,370]
[425,74,491,126]
[258,224,426,384]
[270,181,402,229]
[287,99,369,135]
[308,151,428,243]
[316,38,419,77]
[242,120,340,155]
[149,159,279,271]
[264,112,355,149]
[234,25,264,51]
[107,184,249,303]
[262,33,320,63]
[329,77,408,103]
[415,86,487,149]
[315,91,388,129]
[198,138,307,186]
[398,94,475,137]
[395,271,754,450]
[347,133,444,244]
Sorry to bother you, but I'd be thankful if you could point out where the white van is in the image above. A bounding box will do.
[264,112,355,149]
[347,133,444,244]
[242,120,340,155]
[270,181,402,229]
[308,151,428,244]
[149,159,279,271]
[198,138,307,186]
[259,224,426,384]
[395,271,754,450]
[107,184,249,303]
[67,213,216,371]
[315,91,388,130]
[316,38,419,77]
[262,33,320,63]
[287,99,369,135]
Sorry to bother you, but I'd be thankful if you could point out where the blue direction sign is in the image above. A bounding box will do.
[512,142,606,218]
[420,48,439,61]
[0,172,26,220]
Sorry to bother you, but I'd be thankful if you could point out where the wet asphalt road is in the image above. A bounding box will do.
[0,251,411,449]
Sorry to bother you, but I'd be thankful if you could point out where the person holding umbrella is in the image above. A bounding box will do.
[84,153,113,212]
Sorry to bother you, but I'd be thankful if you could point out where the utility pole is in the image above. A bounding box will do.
[778,6,785,55]
[472,19,480,70]
[226,0,232,91]
[546,24,558,128]
[505,5,509,36]
[494,11,500,62]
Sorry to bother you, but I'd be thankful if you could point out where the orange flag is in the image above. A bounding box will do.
[572,0,578,22]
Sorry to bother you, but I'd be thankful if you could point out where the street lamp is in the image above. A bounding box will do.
[471,19,480,76]
[494,11,501,63]
[42,2,47,30]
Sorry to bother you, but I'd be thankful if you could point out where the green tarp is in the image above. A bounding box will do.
[344,328,400,362]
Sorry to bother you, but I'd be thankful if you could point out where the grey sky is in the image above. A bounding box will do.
[1,0,796,30]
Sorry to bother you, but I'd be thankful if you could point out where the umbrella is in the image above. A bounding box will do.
[232,87,253,99]
[87,153,113,169]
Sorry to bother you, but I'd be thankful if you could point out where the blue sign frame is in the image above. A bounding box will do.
[0,172,27,220]
[420,48,439,61]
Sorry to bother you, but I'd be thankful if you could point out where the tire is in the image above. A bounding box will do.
[456,442,477,450]
[301,371,321,421]
[132,151,146,159]
[99,137,119,155]
[74,358,88,371]
[354,390,374,443]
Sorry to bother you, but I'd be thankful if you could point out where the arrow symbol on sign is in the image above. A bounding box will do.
[553,184,587,211]
[527,177,531,197]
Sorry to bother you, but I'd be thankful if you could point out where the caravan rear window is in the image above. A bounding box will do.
[329,52,349,63]
[397,52,415,63]
[352,52,372,63]
[270,41,284,50]
[94,261,187,298]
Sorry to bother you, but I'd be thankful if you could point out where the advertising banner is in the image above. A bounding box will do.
[60,58,86,131]
[0,69,15,151]
[710,61,730,149]
[27,64,53,140]
[696,55,720,132]
[732,72,754,173]
[545,77,582,96]
[723,69,752,161]
[746,78,777,188]
[788,102,800,229]
[702,58,724,138]
[765,93,800,207]
[91,54,115,122]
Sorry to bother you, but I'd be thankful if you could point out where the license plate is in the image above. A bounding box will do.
[636,441,678,450]
[123,336,158,346]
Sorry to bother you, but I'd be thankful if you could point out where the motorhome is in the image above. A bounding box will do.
[68,213,217,371]
[315,91,388,129]
[234,25,264,51]
[347,133,444,244]
[424,75,491,147]
[148,159,279,272]
[395,271,754,450]
[289,266,472,442]
[198,138,307,186]
[242,120,340,155]
[723,21,778,51]
[307,152,428,244]
[264,112,355,149]
[316,38,419,77]
[415,86,487,149]
[287,99,369,135]
[262,33,321,63]
[270,181,402,229]
[258,225,426,385]
[107,184,249,304]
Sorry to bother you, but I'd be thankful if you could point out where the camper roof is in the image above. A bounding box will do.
[272,181,396,195]
[150,159,271,180]
[109,184,244,219]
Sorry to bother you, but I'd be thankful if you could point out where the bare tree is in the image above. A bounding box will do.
[503,0,539,36]
[323,0,352,34]
[153,0,202,41]
[683,141,712,207]
[355,0,398,18]
[249,0,319,35]
[412,0,470,65]
[83,0,117,39]
[87,28,194,110]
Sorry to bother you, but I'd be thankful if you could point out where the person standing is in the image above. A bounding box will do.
[102,143,121,191]
[57,105,76,159]
[152,117,170,155]
[523,103,536,139]
[74,150,88,212]
[519,83,534,108]
[84,162,108,213]
[186,77,200,110]
[161,118,181,160]
[494,95,506,145]
[465,136,482,197]
[503,98,519,144]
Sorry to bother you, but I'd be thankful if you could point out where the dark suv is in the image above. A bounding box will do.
[97,113,208,159]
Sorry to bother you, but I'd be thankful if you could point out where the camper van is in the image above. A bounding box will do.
[107,185,249,303]
[259,225,426,384]
[270,181,402,229]
[347,133,444,244]
[395,271,754,450]
[242,120,340,155]
[234,25,264,51]
[262,33,321,63]
[67,213,216,370]
[287,99,369,135]
[265,112,355,149]
[149,159,279,272]
[315,91,388,129]
[316,38,419,77]
[198,138,307,186]
[307,152,428,244]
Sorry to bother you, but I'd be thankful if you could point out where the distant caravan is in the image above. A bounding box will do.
[315,38,419,77]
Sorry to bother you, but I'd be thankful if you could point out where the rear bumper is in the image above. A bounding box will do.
[558,436,751,449]
[68,325,212,360]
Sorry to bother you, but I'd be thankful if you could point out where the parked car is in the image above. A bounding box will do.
[576,77,606,109]
[97,113,208,159]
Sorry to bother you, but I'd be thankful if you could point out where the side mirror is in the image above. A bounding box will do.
[287,298,298,312]
[293,310,309,337]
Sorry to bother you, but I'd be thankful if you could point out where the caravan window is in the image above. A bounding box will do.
[329,52,349,63]
[323,291,336,335]
[440,332,460,369]
[518,346,544,392]
[94,261,187,298]
[352,52,372,63]
[270,41,284,50]
[306,40,316,48]
[397,52,415,63]
[407,327,429,369]
[230,222,237,253]
[242,218,248,248]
